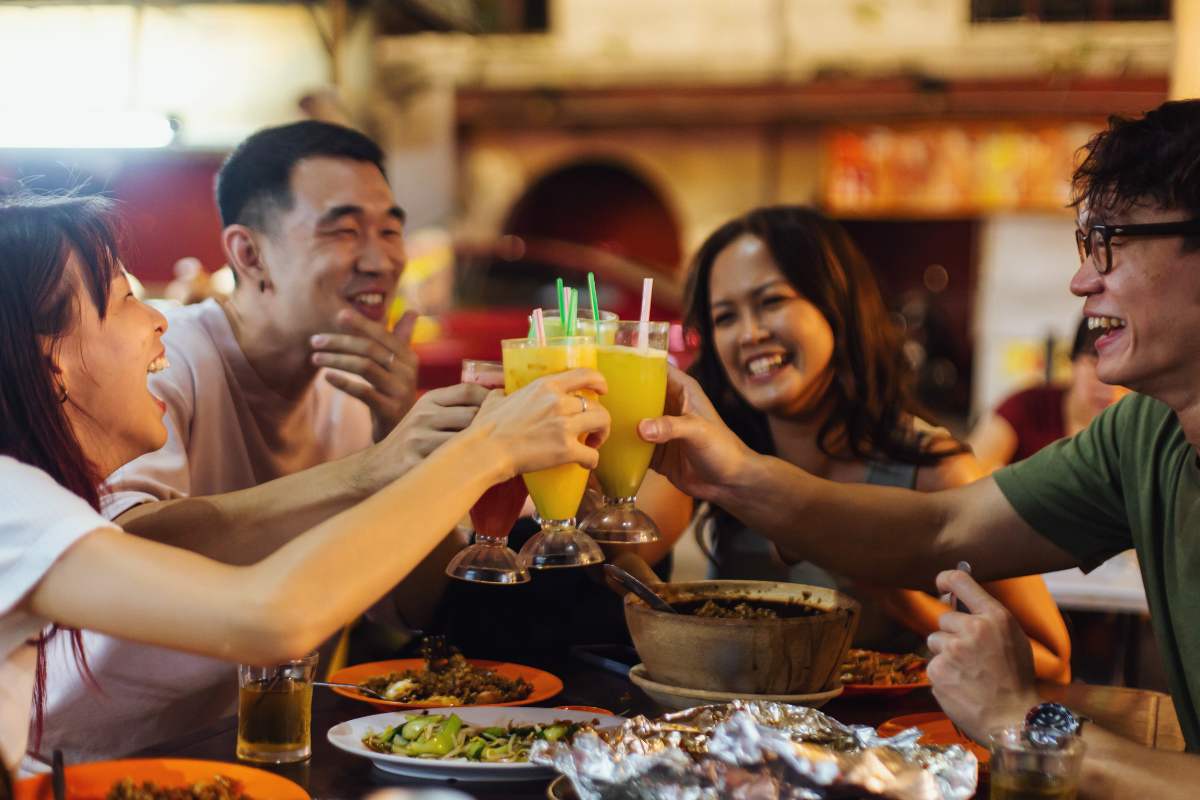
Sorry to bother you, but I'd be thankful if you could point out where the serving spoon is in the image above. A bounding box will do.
[603,563,677,614]
[313,680,392,700]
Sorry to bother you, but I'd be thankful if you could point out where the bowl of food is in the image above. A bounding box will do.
[624,580,859,695]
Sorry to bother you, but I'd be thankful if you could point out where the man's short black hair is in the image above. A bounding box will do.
[215,120,387,231]
[1071,100,1200,252]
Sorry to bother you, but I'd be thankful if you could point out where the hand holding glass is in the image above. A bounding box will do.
[502,335,604,569]
[444,359,531,584]
[581,320,670,544]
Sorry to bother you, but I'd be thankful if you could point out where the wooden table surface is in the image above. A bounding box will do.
[138,659,1184,799]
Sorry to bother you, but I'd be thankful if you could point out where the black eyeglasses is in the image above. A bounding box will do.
[1075,219,1200,274]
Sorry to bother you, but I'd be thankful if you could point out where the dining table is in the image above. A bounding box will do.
[136,653,1185,800]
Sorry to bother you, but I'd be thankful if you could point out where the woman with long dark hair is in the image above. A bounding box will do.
[0,189,610,769]
[637,206,1070,680]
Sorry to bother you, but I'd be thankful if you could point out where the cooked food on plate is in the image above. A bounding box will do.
[362,713,590,762]
[359,650,533,705]
[839,648,928,686]
[106,775,253,800]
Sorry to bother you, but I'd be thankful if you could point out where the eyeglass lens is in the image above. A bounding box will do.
[1076,228,1110,274]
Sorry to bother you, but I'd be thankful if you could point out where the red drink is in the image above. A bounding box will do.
[462,360,527,539]
[469,476,528,538]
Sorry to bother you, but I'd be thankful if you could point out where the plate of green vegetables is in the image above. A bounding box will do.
[326,706,622,781]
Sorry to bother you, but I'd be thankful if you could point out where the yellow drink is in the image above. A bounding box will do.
[595,345,668,498]
[536,311,617,343]
[502,338,597,521]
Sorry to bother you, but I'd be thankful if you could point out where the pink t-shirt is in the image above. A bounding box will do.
[39,299,372,762]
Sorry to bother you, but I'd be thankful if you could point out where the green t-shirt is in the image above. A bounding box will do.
[994,392,1200,751]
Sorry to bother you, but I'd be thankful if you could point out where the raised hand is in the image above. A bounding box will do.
[471,368,610,479]
[356,382,490,489]
[637,366,755,503]
[312,309,420,441]
[926,568,1040,741]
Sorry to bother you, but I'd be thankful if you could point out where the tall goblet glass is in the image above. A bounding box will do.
[580,321,670,544]
[444,360,531,584]
[536,309,617,514]
[501,335,604,569]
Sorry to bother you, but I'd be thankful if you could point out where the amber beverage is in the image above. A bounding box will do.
[236,652,317,763]
[990,772,1077,800]
[988,727,1084,800]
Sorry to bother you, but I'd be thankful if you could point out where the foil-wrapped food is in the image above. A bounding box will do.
[531,701,977,800]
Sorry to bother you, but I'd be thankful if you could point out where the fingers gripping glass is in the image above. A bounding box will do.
[1076,219,1200,274]
[445,359,531,585]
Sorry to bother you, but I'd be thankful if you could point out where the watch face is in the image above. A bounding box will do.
[1024,702,1080,747]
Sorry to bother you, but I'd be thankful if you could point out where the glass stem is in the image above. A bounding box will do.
[605,496,638,507]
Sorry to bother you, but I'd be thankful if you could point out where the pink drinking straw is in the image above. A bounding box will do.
[532,307,547,346]
[637,277,653,350]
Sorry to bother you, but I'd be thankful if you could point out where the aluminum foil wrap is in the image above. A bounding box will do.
[531,701,977,800]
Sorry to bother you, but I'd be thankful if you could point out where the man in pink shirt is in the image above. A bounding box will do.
[40,121,478,760]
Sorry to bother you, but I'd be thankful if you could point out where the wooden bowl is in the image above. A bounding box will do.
[624,580,860,695]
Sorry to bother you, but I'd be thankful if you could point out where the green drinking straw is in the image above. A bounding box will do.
[587,272,600,332]
[556,277,565,326]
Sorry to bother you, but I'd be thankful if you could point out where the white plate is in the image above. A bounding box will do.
[327,706,623,782]
[629,663,843,712]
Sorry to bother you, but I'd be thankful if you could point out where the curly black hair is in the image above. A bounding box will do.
[1071,100,1200,251]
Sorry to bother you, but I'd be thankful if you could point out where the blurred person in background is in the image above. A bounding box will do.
[969,317,1125,472]
[0,189,610,773]
[40,121,475,761]
[627,206,1071,681]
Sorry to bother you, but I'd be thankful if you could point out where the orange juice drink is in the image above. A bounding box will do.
[535,310,617,343]
[502,336,597,521]
[594,344,668,499]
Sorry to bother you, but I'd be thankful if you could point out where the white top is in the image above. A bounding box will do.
[0,457,116,770]
[41,299,372,762]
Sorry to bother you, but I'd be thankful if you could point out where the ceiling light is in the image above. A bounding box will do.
[0,111,176,149]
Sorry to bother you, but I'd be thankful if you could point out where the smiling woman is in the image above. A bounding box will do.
[635,205,1073,683]
[0,187,613,772]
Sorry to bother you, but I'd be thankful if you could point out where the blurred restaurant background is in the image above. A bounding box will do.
[2,0,1196,429]
[3,0,1195,689]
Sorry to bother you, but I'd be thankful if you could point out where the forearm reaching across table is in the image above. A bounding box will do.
[115,383,489,565]
[640,368,1079,590]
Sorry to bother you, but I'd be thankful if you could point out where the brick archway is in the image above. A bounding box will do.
[503,159,683,273]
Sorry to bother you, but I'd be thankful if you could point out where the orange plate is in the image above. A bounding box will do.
[840,678,930,697]
[15,758,309,800]
[327,658,563,711]
[556,705,615,716]
[878,711,990,768]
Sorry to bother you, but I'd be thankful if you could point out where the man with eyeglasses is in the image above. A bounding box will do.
[637,99,1200,797]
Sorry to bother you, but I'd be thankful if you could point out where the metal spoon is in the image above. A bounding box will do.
[313,680,392,700]
[51,749,65,800]
[940,561,973,742]
[604,563,677,614]
[941,560,973,612]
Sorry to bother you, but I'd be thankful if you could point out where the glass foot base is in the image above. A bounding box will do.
[445,543,531,584]
[580,498,661,544]
[518,526,605,570]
